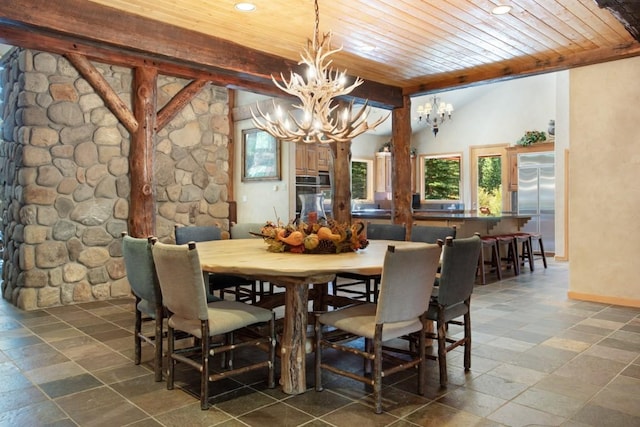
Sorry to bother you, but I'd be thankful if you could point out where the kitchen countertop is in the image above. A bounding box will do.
[351,209,531,220]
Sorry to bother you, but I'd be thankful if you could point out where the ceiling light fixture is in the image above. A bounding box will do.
[251,0,386,144]
[491,4,512,15]
[415,96,454,137]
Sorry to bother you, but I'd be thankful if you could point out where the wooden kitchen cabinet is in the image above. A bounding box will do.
[375,152,392,193]
[295,143,318,175]
[505,142,555,191]
[375,152,417,194]
[316,144,331,172]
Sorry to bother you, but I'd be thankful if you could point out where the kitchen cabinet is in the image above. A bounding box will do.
[295,143,318,175]
[295,143,333,175]
[505,142,554,191]
[316,144,331,172]
[375,152,416,194]
[375,152,392,193]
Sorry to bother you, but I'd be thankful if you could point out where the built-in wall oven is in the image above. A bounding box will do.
[295,175,320,214]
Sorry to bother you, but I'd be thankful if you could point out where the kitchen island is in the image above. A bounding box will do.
[352,210,532,237]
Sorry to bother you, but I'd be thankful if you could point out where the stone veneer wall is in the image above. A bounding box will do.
[0,48,231,310]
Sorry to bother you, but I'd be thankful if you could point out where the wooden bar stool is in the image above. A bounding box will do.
[528,232,548,268]
[478,235,501,285]
[513,232,535,272]
[495,234,520,276]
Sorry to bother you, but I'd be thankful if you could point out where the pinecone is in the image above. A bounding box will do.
[316,239,336,254]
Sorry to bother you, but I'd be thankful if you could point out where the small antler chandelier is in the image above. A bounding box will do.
[416,96,454,137]
[251,0,386,144]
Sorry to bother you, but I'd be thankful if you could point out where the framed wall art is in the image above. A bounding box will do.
[242,128,281,182]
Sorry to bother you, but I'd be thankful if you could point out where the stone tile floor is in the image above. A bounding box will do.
[1,260,639,426]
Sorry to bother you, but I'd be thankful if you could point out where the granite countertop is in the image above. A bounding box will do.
[351,209,531,220]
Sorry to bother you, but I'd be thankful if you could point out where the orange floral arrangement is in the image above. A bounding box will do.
[256,219,369,254]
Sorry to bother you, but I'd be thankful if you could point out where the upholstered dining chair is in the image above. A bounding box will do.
[121,233,164,382]
[174,224,254,302]
[333,222,406,302]
[315,243,442,414]
[230,222,273,301]
[410,224,456,243]
[151,240,275,410]
[424,235,482,387]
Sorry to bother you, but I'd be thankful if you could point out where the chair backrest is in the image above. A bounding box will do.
[410,224,456,243]
[174,225,222,245]
[376,243,441,325]
[437,235,482,307]
[230,222,263,239]
[151,240,209,321]
[366,222,406,241]
[122,234,161,306]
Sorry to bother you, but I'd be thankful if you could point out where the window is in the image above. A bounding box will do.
[419,153,462,201]
[351,159,373,201]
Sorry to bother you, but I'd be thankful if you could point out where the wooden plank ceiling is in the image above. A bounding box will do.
[83,0,640,93]
[0,0,639,105]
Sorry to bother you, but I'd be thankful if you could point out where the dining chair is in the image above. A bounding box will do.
[121,233,164,382]
[333,222,406,302]
[151,239,275,410]
[230,222,274,302]
[314,242,442,414]
[424,235,482,387]
[174,224,254,302]
[410,224,456,243]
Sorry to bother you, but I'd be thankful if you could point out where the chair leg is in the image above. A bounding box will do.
[477,247,486,285]
[463,307,471,372]
[167,325,175,390]
[134,304,142,365]
[418,317,427,396]
[153,305,164,382]
[437,312,448,387]
[201,322,210,410]
[491,243,502,280]
[314,315,324,392]
[538,236,548,268]
[373,327,383,414]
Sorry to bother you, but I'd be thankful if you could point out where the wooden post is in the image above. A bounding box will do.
[391,95,412,239]
[129,66,158,237]
[330,140,353,224]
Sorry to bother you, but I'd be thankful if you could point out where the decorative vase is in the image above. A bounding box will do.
[299,193,327,224]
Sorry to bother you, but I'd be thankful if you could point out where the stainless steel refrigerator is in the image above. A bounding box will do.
[517,151,555,253]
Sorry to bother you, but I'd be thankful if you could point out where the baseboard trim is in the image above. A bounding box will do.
[567,291,640,308]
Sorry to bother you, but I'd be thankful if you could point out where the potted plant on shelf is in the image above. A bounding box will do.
[516,130,547,146]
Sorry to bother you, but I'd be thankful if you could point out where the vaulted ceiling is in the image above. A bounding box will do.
[1,0,639,109]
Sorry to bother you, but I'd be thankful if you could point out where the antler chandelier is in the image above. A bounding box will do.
[251,0,386,144]
[416,96,454,137]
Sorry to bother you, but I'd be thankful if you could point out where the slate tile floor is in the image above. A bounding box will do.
[1,260,639,426]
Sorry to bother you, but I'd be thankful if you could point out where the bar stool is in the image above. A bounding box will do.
[513,232,535,272]
[495,234,520,276]
[528,232,548,268]
[477,235,501,285]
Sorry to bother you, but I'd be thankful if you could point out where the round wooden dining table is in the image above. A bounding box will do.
[195,238,430,395]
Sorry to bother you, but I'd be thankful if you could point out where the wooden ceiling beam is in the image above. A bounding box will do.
[0,0,403,108]
[404,43,640,96]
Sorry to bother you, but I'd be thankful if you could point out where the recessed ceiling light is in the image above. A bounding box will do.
[359,44,376,53]
[235,3,256,12]
[491,5,512,15]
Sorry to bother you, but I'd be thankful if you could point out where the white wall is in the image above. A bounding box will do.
[234,91,294,224]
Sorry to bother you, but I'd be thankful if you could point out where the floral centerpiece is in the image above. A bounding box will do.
[256,219,369,254]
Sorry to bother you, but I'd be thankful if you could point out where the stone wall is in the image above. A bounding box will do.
[0,48,231,310]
